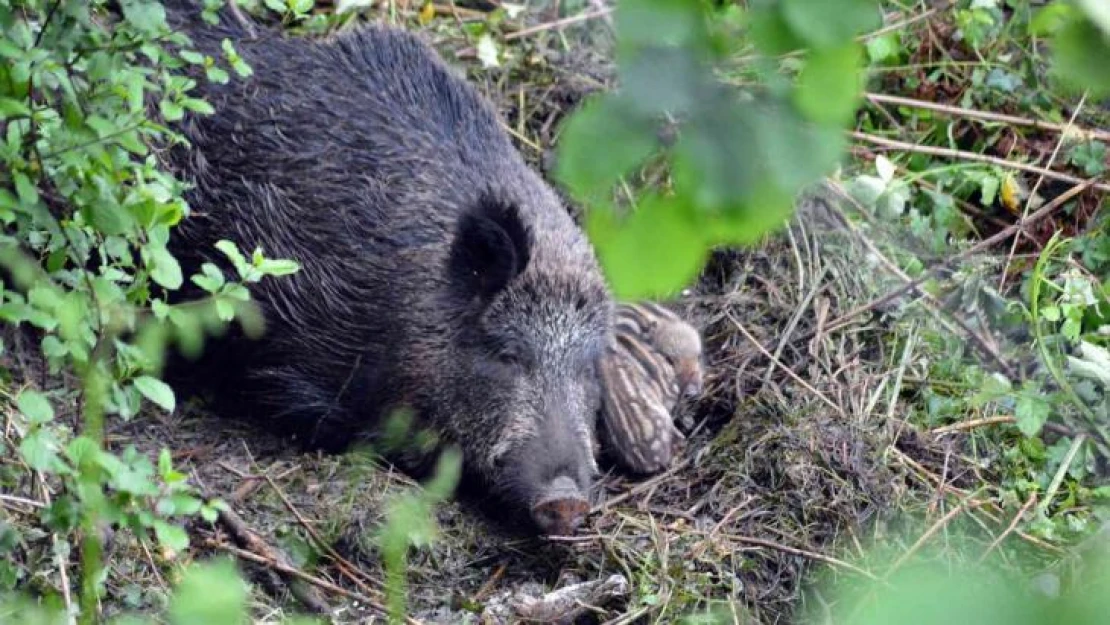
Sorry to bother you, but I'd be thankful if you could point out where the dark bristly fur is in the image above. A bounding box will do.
[157,1,614,536]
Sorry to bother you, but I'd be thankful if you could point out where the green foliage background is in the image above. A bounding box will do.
[0,0,1107,622]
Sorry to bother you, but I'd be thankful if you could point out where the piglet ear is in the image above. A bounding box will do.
[448,194,533,302]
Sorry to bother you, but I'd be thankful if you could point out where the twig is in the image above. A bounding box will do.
[503,7,612,41]
[431,3,488,19]
[884,492,985,577]
[761,265,830,389]
[812,180,1094,339]
[716,533,881,582]
[262,474,384,595]
[456,7,613,57]
[204,539,425,624]
[593,457,692,514]
[864,93,1110,143]
[930,416,1016,435]
[138,537,167,590]
[1038,434,1087,517]
[33,472,74,625]
[214,505,333,614]
[1000,92,1089,290]
[850,131,1110,193]
[0,493,45,509]
[825,182,1018,379]
[473,563,507,602]
[687,498,756,563]
[932,416,1074,438]
[726,311,847,418]
[977,493,1037,564]
[888,447,1063,554]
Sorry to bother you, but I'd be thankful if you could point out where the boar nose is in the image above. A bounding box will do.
[679,369,703,398]
[532,498,589,535]
[531,476,590,535]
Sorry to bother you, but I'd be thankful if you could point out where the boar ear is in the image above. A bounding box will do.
[449,194,533,301]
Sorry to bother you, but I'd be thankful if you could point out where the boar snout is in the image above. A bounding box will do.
[531,476,590,535]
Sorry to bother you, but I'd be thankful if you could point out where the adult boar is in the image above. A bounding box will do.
[159,1,613,536]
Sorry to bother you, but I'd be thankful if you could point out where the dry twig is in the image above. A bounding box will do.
[215,505,333,614]
[850,131,1110,193]
[977,493,1037,564]
[864,93,1110,143]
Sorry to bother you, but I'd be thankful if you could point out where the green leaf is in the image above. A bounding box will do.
[191,262,225,293]
[205,65,230,85]
[200,505,220,523]
[153,521,189,553]
[586,194,707,300]
[16,389,53,424]
[168,495,203,517]
[0,98,31,119]
[159,448,173,478]
[615,0,709,52]
[180,50,205,64]
[149,247,184,290]
[121,0,168,34]
[748,2,806,56]
[257,259,300,277]
[88,202,134,236]
[979,174,1000,206]
[1029,2,1077,36]
[1051,13,1110,97]
[555,96,658,199]
[865,33,899,64]
[168,559,248,625]
[794,42,864,126]
[66,437,101,469]
[13,172,39,208]
[1015,395,1051,437]
[134,375,176,413]
[781,0,882,49]
[214,298,237,322]
[160,99,185,122]
[1078,0,1110,36]
[19,430,61,473]
[214,240,249,277]
[182,98,215,115]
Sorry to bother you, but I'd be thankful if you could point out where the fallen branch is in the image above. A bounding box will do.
[215,506,333,615]
[504,7,613,41]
